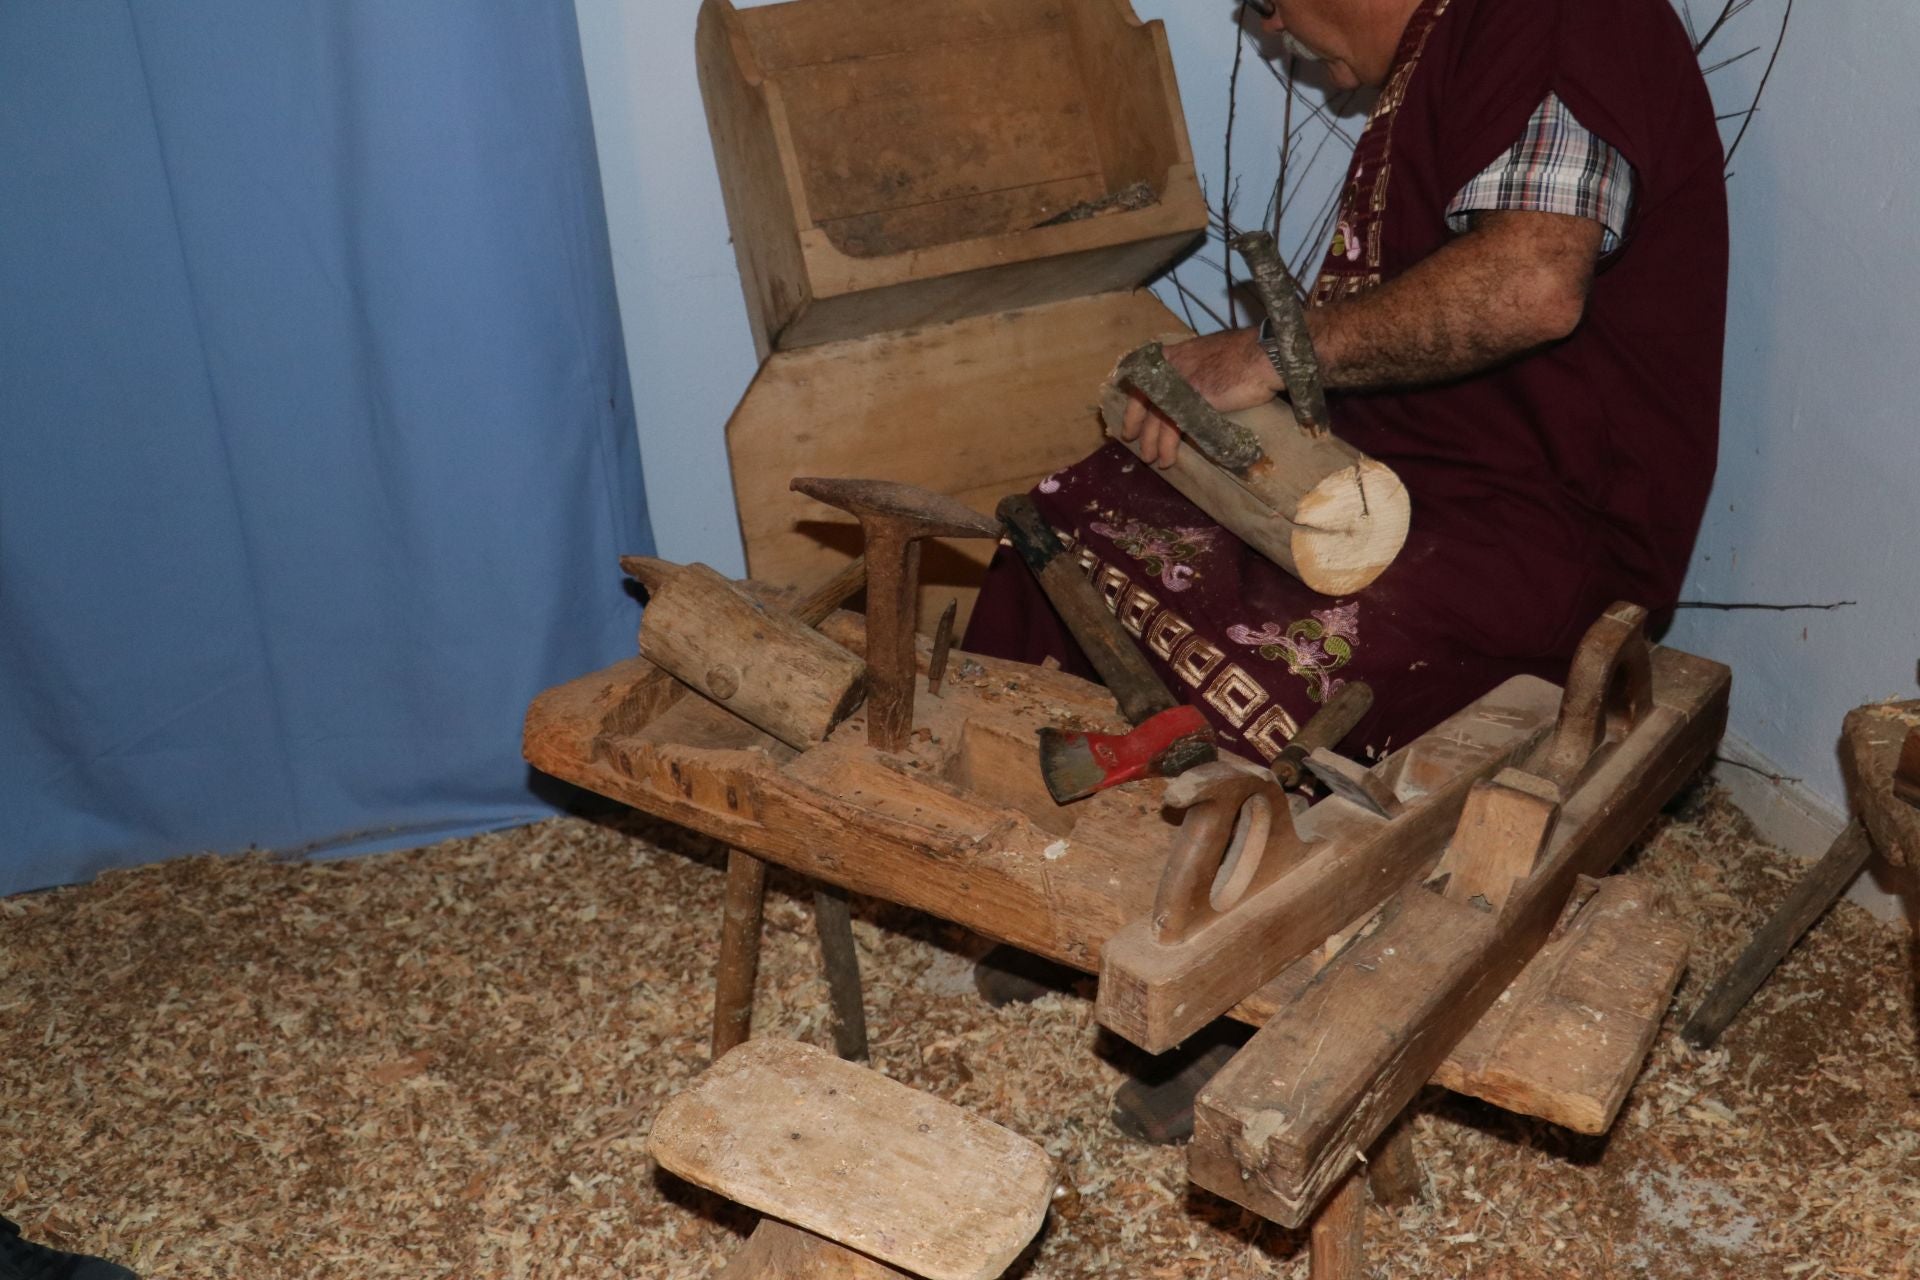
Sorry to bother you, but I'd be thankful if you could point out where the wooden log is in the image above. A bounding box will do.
[1096,675,1562,1053]
[712,848,770,1061]
[1188,635,1728,1228]
[652,1039,1055,1280]
[1680,820,1874,1049]
[1099,379,1408,597]
[632,559,868,751]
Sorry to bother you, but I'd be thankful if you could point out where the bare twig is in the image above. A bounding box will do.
[1701,44,1761,76]
[1168,271,1231,332]
[1223,2,1252,326]
[1723,0,1792,169]
[1676,598,1855,612]
[1167,267,1201,332]
[1273,52,1297,240]
[1694,0,1757,54]
[1711,754,1803,785]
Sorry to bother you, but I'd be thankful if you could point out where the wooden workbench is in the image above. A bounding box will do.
[524,610,1728,1132]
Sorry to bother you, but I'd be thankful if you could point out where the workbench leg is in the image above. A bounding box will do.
[1682,818,1874,1048]
[1366,1116,1424,1209]
[711,848,768,1062]
[1308,1169,1367,1280]
[813,884,870,1062]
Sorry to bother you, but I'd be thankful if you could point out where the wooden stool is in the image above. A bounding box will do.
[1684,701,1920,1046]
[651,1039,1056,1280]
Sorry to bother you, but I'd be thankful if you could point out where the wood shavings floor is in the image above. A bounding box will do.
[5,784,1915,1279]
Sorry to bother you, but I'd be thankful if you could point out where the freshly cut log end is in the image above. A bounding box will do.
[1099,386,1410,596]
[1286,459,1409,597]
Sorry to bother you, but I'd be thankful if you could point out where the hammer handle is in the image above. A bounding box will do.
[997,495,1179,726]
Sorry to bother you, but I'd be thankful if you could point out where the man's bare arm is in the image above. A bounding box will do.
[1312,209,1604,388]
[1120,210,1607,466]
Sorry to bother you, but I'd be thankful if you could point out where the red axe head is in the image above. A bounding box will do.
[1037,704,1217,804]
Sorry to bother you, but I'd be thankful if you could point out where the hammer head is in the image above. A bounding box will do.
[790,477,1001,542]
[1037,704,1217,805]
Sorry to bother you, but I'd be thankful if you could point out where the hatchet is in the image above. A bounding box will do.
[996,494,1217,803]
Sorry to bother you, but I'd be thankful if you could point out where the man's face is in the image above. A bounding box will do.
[1258,1,1366,91]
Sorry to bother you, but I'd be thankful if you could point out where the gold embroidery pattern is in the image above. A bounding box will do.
[1203,664,1269,729]
[1247,705,1303,758]
[1171,635,1226,689]
[1146,610,1193,660]
[1094,564,1131,612]
[1118,584,1158,638]
[1059,540,1329,764]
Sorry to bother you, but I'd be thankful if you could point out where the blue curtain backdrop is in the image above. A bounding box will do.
[0,3,653,895]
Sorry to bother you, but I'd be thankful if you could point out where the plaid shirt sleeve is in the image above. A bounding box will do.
[1445,93,1635,254]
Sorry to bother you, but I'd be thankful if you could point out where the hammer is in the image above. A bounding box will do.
[791,478,1001,753]
[996,494,1217,803]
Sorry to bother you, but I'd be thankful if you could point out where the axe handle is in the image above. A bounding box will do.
[997,494,1179,726]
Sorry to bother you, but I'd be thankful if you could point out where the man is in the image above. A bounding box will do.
[965,0,1728,767]
[963,0,1727,1139]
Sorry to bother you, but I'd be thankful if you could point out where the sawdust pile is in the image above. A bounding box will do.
[4,784,1915,1279]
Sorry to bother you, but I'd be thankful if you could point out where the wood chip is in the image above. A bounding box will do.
[3,783,1914,1278]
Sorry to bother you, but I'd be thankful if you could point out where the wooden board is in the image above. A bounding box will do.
[651,1039,1054,1280]
[699,0,1207,354]
[728,290,1192,629]
[1188,644,1730,1228]
[1431,874,1689,1134]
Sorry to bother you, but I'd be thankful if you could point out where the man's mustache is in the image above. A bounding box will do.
[1278,31,1322,63]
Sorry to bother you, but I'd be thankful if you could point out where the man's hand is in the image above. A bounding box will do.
[1118,327,1284,468]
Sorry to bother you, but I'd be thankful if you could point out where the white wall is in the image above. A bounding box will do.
[571,0,1345,575]
[575,0,1917,826]
[1666,0,1920,815]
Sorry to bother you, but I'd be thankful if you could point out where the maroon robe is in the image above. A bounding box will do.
[964,0,1728,762]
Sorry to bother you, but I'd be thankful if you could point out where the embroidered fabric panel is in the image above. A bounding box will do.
[1308,0,1454,307]
[1443,92,1635,253]
[1059,534,1365,764]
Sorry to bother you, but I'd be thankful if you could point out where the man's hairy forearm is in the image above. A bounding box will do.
[1307,210,1604,391]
